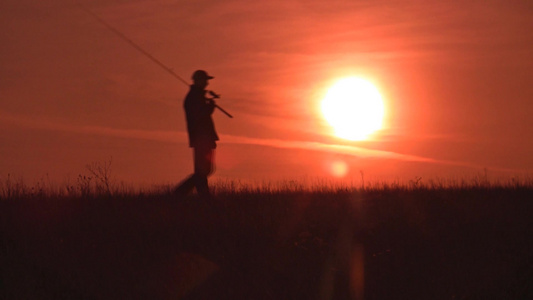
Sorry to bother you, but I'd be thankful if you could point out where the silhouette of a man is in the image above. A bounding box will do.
[174,70,219,197]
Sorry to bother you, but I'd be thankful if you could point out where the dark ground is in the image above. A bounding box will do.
[1,186,532,299]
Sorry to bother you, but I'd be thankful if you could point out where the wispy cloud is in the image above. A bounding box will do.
[1,110,524,173]
[76,125,526,173]
[0,110,445,163]
[0,110,186,143]
[220,134,436,162]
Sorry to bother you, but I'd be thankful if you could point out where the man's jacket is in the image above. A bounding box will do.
[183,85,219,148]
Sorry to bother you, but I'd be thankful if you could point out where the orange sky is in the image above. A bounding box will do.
[1,0,532,186]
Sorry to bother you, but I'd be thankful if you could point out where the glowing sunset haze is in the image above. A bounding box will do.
[1,0,532,185]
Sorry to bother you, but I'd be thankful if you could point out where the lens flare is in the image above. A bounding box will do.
[329,160,348,177]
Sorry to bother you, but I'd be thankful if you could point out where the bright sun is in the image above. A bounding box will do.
[321,77,385,141]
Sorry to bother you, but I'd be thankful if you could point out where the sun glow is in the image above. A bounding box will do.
[321,77,385,141]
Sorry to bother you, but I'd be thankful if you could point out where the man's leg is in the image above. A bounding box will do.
[194,146,214,197]
[173,174,195,196]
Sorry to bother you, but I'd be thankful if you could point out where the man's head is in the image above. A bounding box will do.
[192,70,214,89]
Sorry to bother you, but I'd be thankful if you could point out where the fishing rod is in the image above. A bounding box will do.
[79,5,233,118]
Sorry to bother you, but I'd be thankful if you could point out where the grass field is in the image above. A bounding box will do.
[1,178,532,299]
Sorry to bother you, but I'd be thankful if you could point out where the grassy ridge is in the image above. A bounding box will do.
[1,181,532,299]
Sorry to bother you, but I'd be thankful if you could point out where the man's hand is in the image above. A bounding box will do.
[206,99,216,113]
